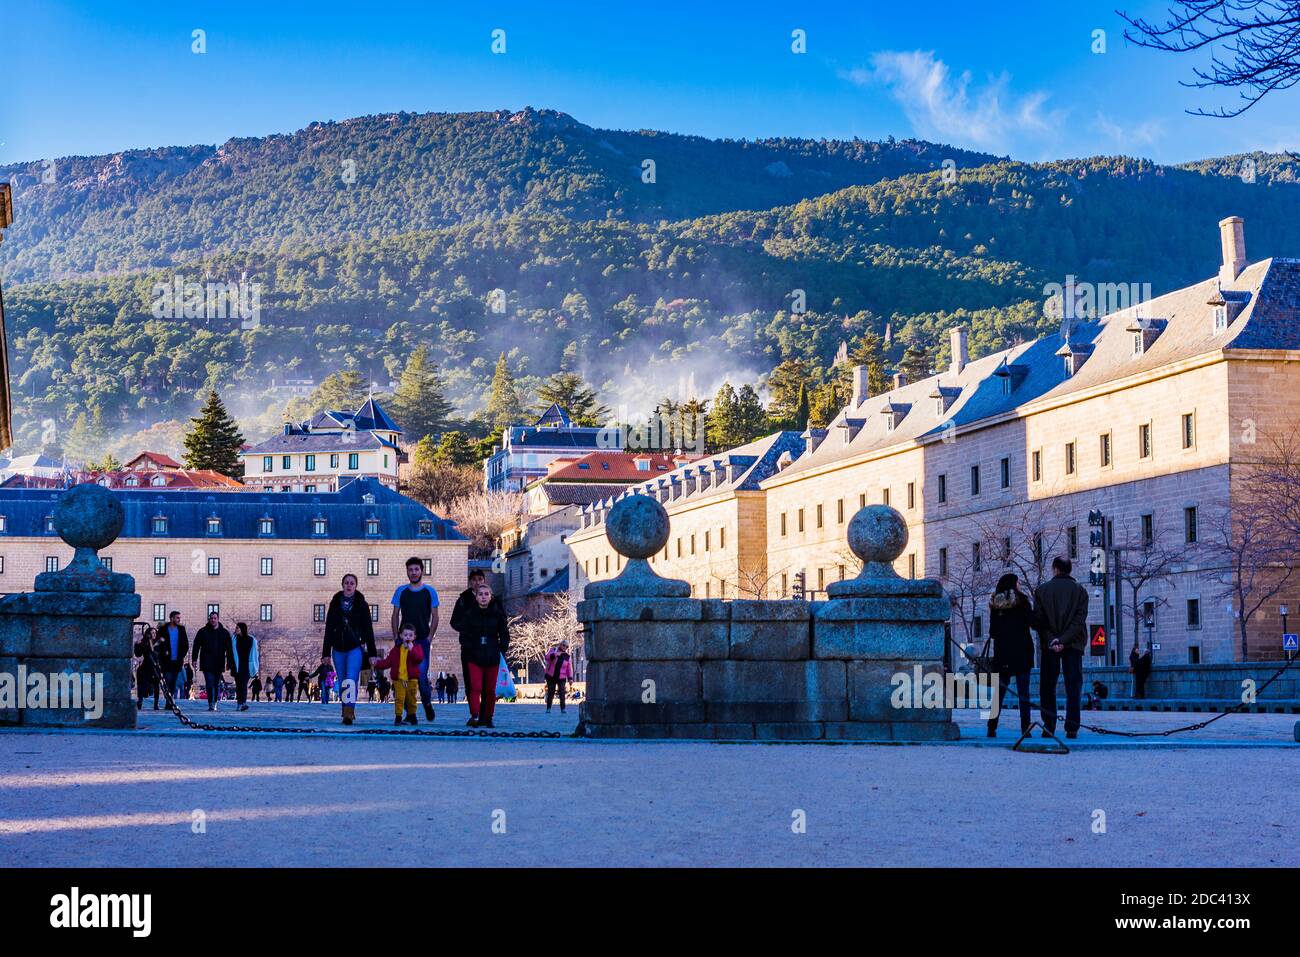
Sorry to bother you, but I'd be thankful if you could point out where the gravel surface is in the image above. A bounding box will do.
[1,703,1296,867]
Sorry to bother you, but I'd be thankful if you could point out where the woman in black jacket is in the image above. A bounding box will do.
[321,573,378,725]
[134,626,161,711]
[988,573,1036,737]
[453,582,510,728]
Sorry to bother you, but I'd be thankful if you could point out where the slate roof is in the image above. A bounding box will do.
[538,483,630,506]
[245,431,397,455]
[770,254,1300,482]
[504,425,605,451]
[0,477,464,541]
[579,431,805,525]
[542,451,695,482]
[527,566,570,596]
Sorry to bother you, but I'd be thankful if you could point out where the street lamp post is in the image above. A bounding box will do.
[1282,604,1291,663]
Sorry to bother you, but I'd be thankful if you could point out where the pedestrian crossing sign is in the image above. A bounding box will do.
[1284,634,1298,652]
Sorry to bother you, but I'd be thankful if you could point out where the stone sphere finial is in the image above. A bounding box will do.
[847,504,908,566]
[54,482,124,553]
[604,493,671,560]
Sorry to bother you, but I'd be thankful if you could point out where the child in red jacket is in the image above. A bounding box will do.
[372,624,425,725]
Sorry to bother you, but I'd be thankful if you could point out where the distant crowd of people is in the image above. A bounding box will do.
[133,562,577,729]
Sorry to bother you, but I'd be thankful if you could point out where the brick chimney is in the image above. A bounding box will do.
[949,326,969,376]
[1219,216,1246,284]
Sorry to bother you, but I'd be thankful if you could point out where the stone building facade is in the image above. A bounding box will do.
[566,432,805,601]
[571,218,1300,666]
[0,478,469,675]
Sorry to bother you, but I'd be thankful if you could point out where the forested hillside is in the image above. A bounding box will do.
[2,108,1299,460]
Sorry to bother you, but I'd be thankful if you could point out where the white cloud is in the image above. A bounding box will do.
[843,50,1064,152]
[1091,113,1164,154]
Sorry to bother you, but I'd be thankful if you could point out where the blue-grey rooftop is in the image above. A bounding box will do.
[0,477,465,541]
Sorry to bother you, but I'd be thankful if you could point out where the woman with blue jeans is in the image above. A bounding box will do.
[321,574,377,725]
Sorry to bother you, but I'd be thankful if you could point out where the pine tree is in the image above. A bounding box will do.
[391,345,454,441]
[766,358,815,429]
[485,353,526,432]
[847,329,889,397]
[310,368,369,412]
[898,342,932,382]
[677,397,709,453]
[535,371,609,427]
[183,391,245,477]
[430,430,480,467]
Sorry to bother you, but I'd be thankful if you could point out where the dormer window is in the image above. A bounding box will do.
[151,474,167,487]
[0,515,6,533]
[44,515,55,534]
[1213,304,1228,333]
[1132,332,1143,356]
[206,517,222,536]
[993,360,1029,395]
[365,518,380,536]
[418,519,433,535]
[125,476,139,487]
[258,517,274,536]
[312,517,328,536]
[152,515,168,535]
[1127,317,1166,356]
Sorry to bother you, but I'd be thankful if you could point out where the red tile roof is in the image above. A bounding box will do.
[125,451,182,470]
[542,450,698,483]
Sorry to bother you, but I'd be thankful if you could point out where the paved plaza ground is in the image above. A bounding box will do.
[1,701,1296,867]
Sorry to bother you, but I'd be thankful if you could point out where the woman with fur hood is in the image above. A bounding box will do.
[987,573,1036,737]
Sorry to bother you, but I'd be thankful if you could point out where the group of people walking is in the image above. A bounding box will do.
[134,561,576,730]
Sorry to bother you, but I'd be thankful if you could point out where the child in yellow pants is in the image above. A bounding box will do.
[372,624,425,726]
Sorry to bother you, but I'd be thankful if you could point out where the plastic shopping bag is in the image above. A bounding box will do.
[495,653,516,698]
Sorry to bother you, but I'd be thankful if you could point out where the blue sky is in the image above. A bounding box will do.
[6,0,1299,165]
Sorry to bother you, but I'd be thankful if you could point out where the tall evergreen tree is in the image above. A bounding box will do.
[897,342,933,383]
[766,358,815,429]
[183,390,245,477]
[311,368,369,412]
[391,345,454,440]
[706,382,767,450]
[536,371,609,427]
[485,353,526,432]
[847,329,889,397]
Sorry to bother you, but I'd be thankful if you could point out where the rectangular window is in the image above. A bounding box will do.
[677,537,682,557]
[972,542,982,571]
[99,557,112,572]
[260,604,273,622]
[262,455,273,471]
[153,603,167,622]
[1184,506,1198,544]
[348,453,360,470]
[859,493,866,510]
[258,518,274,536]
[152,517,168,534]
[719,527,726,550]
[206,518,221,535]
[690,534,696,555]
[313,604,326,623]
[797,509,805,533]
[330,454,340,468]
[817,567,825,590]
[881,487,890,506]
[907,482,915,509]
[1067,526,1078,560]
[368,558,379,576]
[1065,442,1076,475]
[207,603,219,618]
[422,559,432,576]
[780,513,787,537]
[781,573,788,598]
[1032,450,1042,483]
[704,530,711,551]
[908,553,917,579]
[1000,457,1010,489]
[154,557,167,576]
[366,518,380,535]
[938,547,949,577]
[0,556,4,574]
[837,499,845,523]
[207,557,220,576]
[816,504,823,529]
[1188,645,1201,665]
[1141,513,1154,546]
[305,454,316,472]
[282,455,291,469]
[312,519,327,536]
[1182,412,1195,450]
[1186,598,1201,629]
[1100,432,1112,468]
[370,604,380,622]
[937,474,947,504]
[260,557,273,576]
[973,615,983,640]
[970,465,980,496]
[0,515,6,532]
[1139,423,1152,459]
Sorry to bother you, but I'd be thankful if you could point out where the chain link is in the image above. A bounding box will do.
[143,640,564,739]
[947,633,1297,738]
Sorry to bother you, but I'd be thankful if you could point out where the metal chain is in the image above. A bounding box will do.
[947,632,1297,738]
[142,639,564,739]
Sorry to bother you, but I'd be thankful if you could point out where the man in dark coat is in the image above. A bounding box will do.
[1130,645,1153,698]
[191,612,233,712]
[157,611,189,701]
[1032,558,1089,738]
